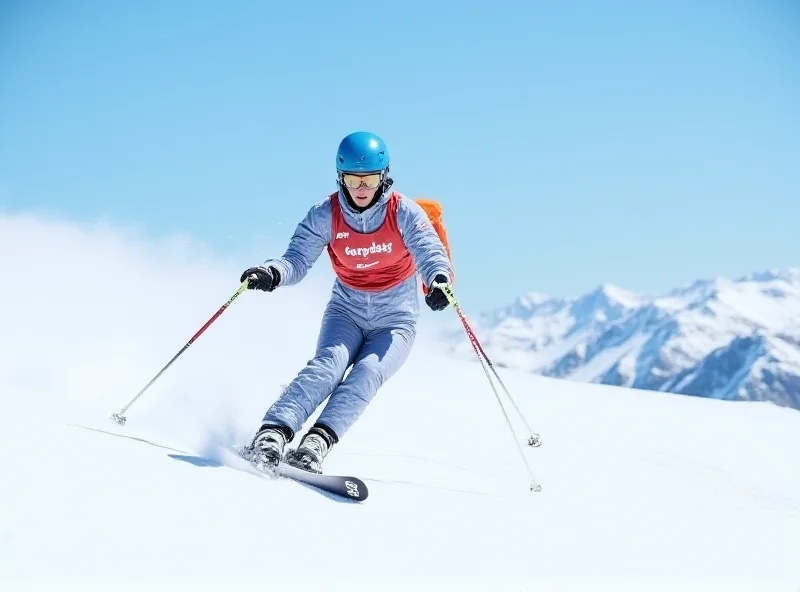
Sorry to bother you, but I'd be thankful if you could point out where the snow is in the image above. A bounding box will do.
[3,212,800,591]
[569,332,650,382]
[766,335,800,367]
[596,283,646,309]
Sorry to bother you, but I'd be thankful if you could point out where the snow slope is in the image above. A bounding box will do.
[2,213,800,591]
[444,272,800,410]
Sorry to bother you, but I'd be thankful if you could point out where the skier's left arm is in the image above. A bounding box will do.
[396,197,452,288]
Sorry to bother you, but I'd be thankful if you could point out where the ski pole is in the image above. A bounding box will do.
[434,281,542,492]
[435,282,542,447]
[111,278,251,426]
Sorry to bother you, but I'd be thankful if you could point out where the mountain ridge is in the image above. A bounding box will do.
[443,268,800,410]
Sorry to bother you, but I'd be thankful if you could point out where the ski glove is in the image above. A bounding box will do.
[425,274,451,311]
[240,265,281,292]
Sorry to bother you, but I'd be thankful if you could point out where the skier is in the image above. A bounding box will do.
[240,131,453,475]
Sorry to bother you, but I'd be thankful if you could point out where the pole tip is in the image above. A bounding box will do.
[527,434,541,447]
[111,412,127,426]
[531,484,542,492]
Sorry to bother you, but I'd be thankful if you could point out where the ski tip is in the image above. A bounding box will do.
[278,464,369,502]
[343,477,368,502]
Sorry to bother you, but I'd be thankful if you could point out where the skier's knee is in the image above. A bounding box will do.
[352,356,394,388]
[306,346,350,378]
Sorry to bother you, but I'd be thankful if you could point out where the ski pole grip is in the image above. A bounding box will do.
[433,281,458,306]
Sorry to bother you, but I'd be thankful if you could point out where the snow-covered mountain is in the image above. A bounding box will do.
[444,269,800,410]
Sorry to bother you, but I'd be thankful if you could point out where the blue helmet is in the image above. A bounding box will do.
[336,131,390,173]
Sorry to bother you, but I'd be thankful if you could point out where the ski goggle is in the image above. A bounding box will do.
[340,172,383,190]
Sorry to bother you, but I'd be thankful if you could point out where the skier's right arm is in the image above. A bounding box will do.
[261,199,332,287]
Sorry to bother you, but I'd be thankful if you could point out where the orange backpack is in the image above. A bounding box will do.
[414,198,455,294]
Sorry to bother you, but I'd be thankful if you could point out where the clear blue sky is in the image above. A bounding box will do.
[1,0,798,311]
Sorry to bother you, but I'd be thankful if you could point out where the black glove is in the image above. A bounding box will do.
[425,273,450,311]
[240,265,280,292]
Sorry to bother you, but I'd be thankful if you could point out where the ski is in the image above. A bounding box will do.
[277,463,369,502]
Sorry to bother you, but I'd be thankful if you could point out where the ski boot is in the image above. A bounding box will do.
[243,424,290,477]
[285,425,335,474]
